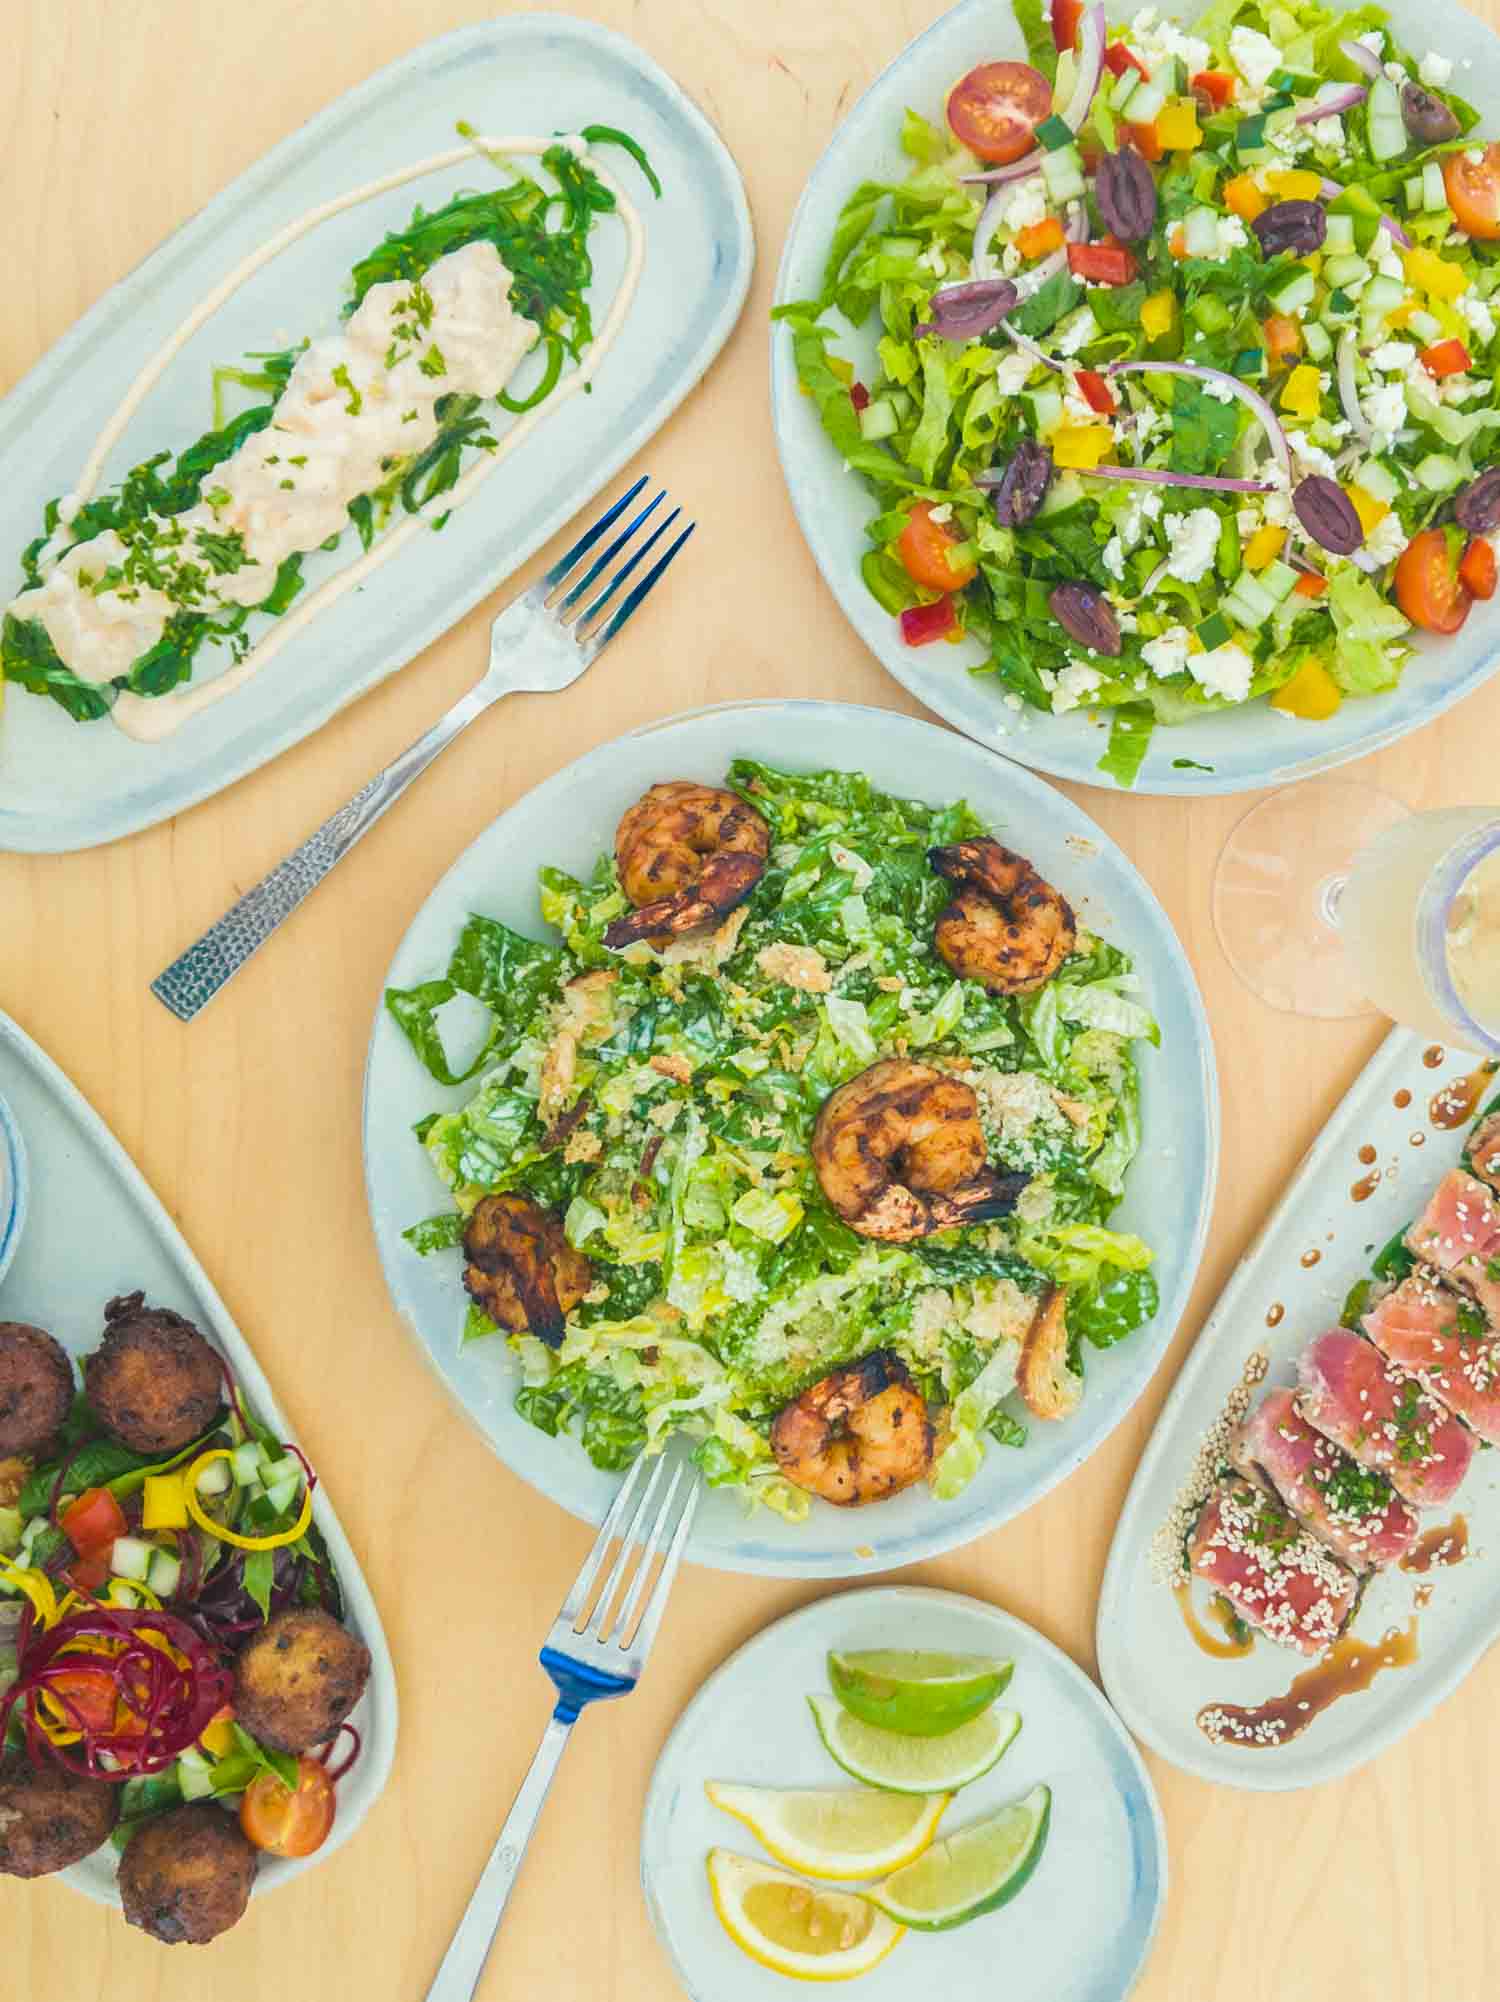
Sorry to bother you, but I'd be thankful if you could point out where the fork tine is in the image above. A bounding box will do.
[541,474,650,591]
[575,506,682,631]
[580,1454,670,1643]
[610,1460,687,1648]
[626,1474,701,1667]
[554,490,666,616]
[584,519,696,657]
[554,1453,647,1628]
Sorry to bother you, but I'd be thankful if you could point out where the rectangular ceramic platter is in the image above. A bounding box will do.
[0,1008,396,1905]
[0,14,752,852]
[1097,1027,1500,1790]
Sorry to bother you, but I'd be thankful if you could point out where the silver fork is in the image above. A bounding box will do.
[150,478,693,1022]
[426,1454,701,2002]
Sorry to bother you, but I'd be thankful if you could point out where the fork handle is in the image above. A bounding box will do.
[424,1710,574,2002]
[150,677,500,1022]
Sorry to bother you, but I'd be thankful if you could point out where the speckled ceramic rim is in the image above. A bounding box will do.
[0,1089,28,1291]
[1417,816,1500,1055]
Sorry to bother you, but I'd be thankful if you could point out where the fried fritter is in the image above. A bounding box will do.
[118,1803,257,1945]
[0,1750,119,1879]
[232,1608,371,1756]
[83,1293,222,1455]
[0,1322,74,1458]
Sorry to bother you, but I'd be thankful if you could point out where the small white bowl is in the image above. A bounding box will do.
[0,1088,28,1291]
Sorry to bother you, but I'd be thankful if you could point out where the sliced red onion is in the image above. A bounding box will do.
[1318,178,1412,249]
[1140,555,1172,596]
[1338,35,1383,79]
[972,186,1009,278]
[962,156,1044,187]
[915,279,1020,340]
[1335,330,1372,444]
[1014,247,1070,299]
[1061,4,1108,133]
[1072,464,1277,492]
[1107,358,1292,486]
[1295,84,1367,124]
[1064,199,1091,245]
[1000,323,1066,374]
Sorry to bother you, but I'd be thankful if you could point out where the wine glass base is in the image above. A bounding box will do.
[1212,780,1411,1019]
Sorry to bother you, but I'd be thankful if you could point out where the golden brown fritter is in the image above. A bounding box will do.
[83,1293,222,1455]
[0,1750,119,1879]
[603,781,770,948]
[232,1608,372,1756]
[0,1322,74,1458]
[118,1803,257,1945]
[461,1193,592,1349]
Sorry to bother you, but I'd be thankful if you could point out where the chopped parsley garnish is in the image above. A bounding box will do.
[1456,1300,1488,1344]
[331,363,363,416]
[418,345,448,379]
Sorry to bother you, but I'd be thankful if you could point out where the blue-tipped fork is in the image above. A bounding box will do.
[150,477,694,1022]
[424,1454,701,2002]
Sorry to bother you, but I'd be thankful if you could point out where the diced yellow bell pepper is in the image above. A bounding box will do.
[1345,483,1389,536]
[1051,425,1114,469]
[1280,364,1323,418]
[826,352,855,384]
[1156,99,1202,150]
[1270,655,1342,720]
[1301,251,1323,277]
[1404,246,1468,300]
[1141,289,1176,339]
[142,1473,189,1531]
[199,1706,237,1759]
[1267,168,1324,201]
[1224,173,1268,222]
[1244,524,1286,571]
[1385,300,1417,328]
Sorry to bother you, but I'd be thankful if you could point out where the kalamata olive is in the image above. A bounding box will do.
[1293,475,1365,555]
[1454,467,1500,533]
[1401,82,1461,145]
[1095,146,1158,243]
[914,280,1019,341]
[1048,581,1122,656]
[1252,200,1327,259]
[991,440,1054,528]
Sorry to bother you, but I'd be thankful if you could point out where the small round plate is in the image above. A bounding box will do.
[640,1585,1167,2002]
[0,1086,29,1290]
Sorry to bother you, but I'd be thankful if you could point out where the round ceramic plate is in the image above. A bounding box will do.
[363,699,1217,1577]
[0,1087,26,1289]
[640,1585,1167,2002]
[770,0,1500,795]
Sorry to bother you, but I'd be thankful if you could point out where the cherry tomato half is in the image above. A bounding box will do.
[1460,537,1497,601]
[897,502,977,591]
[239,1756,337,1858]
[1051,0,1085,53]
[61,1486,128,1557]
[1443,144,1500,240]
[947,62,1052,165]
[44,1666,120,1734]
[1394,527,1472,634]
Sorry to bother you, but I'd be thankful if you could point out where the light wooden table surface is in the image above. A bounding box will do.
[5,3,1500,1998]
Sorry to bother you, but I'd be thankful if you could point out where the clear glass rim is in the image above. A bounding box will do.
[1417,815,1500,1054]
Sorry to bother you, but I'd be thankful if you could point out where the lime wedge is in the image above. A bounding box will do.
[827,1648,1014,1738]
[706,1849,906,1980]
[706,1781,950,1880]
[869,1785,1051,1930]
[808,1692,1020,1794]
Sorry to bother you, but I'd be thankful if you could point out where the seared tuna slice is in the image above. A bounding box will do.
[1363,1270,1500,1446]
[1189,1476,1358,1656]
[1405,1171,1500,1324]
[1296,1329,1473,1507]
[1231,1388,1418,1572]
[1464,1110,1500,1195]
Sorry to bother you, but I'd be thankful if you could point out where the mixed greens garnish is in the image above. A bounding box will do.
[779,0,1500,786]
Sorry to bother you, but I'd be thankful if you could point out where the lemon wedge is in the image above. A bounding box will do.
[706,1849,905,1981]
[705,1781,949,1879]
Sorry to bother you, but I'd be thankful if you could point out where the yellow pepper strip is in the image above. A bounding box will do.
[1345,483,1389,535]
[1386,301,1417,328]
[142,1473,189,1531]
[0,1553,59,1629]
[1156,99,1201,150]
[183,1450,313,1551]
[1244,524,1286,571]
[199,1705,237,1759]
[1404,246,1467,300]
[1051,425,1114,469]
[103,1577,162,1611]
[1267,168,1323,201]
[1280,364,1323,418]
[1271,655,1343,719]
[1224,173,1267,222]
[1141,289,1175,339]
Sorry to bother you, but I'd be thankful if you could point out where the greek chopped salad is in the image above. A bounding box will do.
[778,0,1500,786]
[388,761,1161,1521]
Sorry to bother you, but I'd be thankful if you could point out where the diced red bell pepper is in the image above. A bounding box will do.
[1103,43,1150,79]
[1293,570,1329,598]
[1051,0,1085,53]
[1074,368,1116,414]
[1460,537,1497,600]
[1066,240,1137,284]
[1191,69,1236,107]
[849,381,871,411]
[1421,338,1472,378]
[900,598,958,646]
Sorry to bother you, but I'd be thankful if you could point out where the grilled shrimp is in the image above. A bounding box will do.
[462,1193,592,1350]
[812,1058,1028,1242]
[928,839,1076,995]
[770,1351,934,1505]
[602,782,770,948]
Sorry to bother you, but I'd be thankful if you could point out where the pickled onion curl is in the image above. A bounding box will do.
[1106,358,1293,487]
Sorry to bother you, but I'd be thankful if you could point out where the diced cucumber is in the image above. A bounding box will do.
[1128,79,1169,126]
[1267,268,1316,314]
[1260,560,1300,603]
[1224,575,1277,624]
[264,1477,299,1518]
[1323,253,1371,289]
[1324,213,1356,255]
[1182,206,1220,258]
[1110,70,1140,116]
[110,1536,154,1582]
[1408,308,1443,342]
[1415,451,1463,492]
[1041,144,1086,204]
[882,238,923,266]
[888,388,915,423]
[1366,78,1407,163]
[1362,274,1405,316]
[858,398,899,443]
[1025,387,1063,434]
[260,1454,302,1490]
[1355,458,1401,503]
[1302,320,1333,360]
[1404,176,1426,212]
[177,1752,216,1801]
[1423,159,1448,212]
[230,1441,261,1485]
[195,1457,232,1497]
[147,1549,182,1598]
[108,1585,139,1611]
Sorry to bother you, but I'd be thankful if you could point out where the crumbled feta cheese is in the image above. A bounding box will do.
[1054,308,1099,356]
[1383,61,1409,85]
[1364,379,1407,451]
[1117,487,1163,549]
[1116,609,1139,633]
[1229,26,1282,96]
[1369,340,1417,374]
[1293,440,1339,480]
[1051,661,1105,713]
[1141,624,1192,678]
[1164,507,1220,584]
[993,350,1035,395]
[1461,295,1496,345]
[1133,402,1165,442]
[1237,507,1259,534]
[1203,376,1237,403]
[1419,51,1453,87]
[1102,534,1126,582]
[1005,180,1049,233]
[1310,116,1344,154]
[1190,641,1254,702]
[1262,488,1291,525]
[1363,513,1406,565]
[1063,385,1100,427]
[1001,244,1022,276]
[928,502,954,524]
[1131,10,1210,76]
